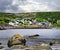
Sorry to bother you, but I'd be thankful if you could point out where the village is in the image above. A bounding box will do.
[9,18,52,28]
[0,12,60,29]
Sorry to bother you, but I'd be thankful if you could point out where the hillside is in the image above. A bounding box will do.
[0,12,60,24]
[0,12,60,29]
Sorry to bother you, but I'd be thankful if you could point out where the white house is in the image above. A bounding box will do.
[38,22,50,27]
[29,21,32,25]
[9,22,14,26]
[9,20,16,25]
[9,20,19,26]
[57,20,60,23]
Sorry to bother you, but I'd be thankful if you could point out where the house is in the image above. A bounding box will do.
[38,22,50,27]
[32,20,38,24]
[29,21,32,25]
[9,20,20,26]
[19,21,23,25]
[57,20,60,23]
[9,21,15,26]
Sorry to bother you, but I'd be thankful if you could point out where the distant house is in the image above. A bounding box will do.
[19,21,23,25]
[15,20,23,26]
[9,18,52,27]
[9,21,15,26]
[29,21,32,25]
[57,20,60,23]
[49,23,52,27]
[38,22,50,27]
[9,20,19,26]
[32,20,38,24]
[15,21,19,25]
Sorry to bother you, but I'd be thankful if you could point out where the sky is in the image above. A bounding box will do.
[0,0,60,13]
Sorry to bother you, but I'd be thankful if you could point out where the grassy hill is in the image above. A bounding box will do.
[0,12,60,25]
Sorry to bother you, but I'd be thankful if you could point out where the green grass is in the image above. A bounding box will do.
[51,22,60,28]
[23,22,29,26]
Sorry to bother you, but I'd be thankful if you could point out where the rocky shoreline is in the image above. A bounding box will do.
[0,34,52,50]
[0,44,52,50]
[0,34,60,50]
[0,24,51,30]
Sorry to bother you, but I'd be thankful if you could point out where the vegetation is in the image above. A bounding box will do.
[23,22,29,26]
[51,22,60,28]
[0,12,60,28]
[36,12,60,24]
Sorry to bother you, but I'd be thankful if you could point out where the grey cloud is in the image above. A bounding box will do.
[0,0,12,12]
[0,0,28,12]
[36,0,60,11]
[0,0,60,13]
[42,0,60,10]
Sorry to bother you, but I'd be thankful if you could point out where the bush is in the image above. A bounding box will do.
[52,22,60,27]
[57,22,60,26]
[0,21,6,24]
[35,18,43,22]
[23,22,29,26]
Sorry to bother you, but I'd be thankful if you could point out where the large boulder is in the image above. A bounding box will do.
[7,34,26,48]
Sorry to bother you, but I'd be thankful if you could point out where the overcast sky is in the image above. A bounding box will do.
[0,0,60,13]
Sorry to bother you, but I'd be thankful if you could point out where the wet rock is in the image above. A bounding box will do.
[28,43,52,50]
[49,42,53,46]
[0,26,6,30]
[24,48,34,50]
[7,34,26,48]
[0,43,2,45]
[29,34,39,38]
[9,43,52,50]
[11,45,27,49]
[38,43,52,50]
[0,46,4,49]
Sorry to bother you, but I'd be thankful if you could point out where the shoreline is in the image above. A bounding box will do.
[0,24,60,30]
[0,24,51,30]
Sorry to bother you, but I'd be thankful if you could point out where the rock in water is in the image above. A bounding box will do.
[10,45,26,49]
[7,34,26,48]
[29,34,39,38]
[0,46,4,49]
[28,43,52,50]
[39,43,52,50]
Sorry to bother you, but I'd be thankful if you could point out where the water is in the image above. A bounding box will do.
[0,29,60,38]
[0,29,60,50]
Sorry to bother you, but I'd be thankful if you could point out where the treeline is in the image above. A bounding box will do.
[0,13,23,24]
[36,12,60,24]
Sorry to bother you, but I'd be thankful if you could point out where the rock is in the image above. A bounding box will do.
[0,43,2,45]
[24,48,34,50]
[7,34,26,48]
[0,25,6,30]
[9,43,52,50]
[11,45,27,49]
[28,43,52,50]
[24,43,52,50]
[39,43,52,50]
[49,42,53,46]
[29,34,39,38]
[0,46,4,49]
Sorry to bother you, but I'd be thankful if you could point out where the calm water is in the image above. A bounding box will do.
[0,29,60,38]
[0,29,60,50]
